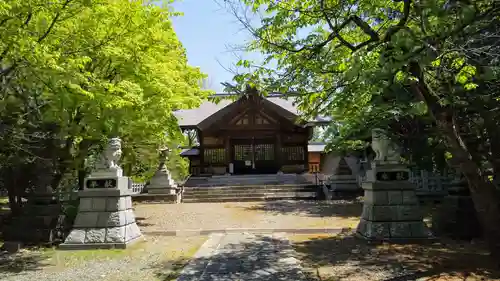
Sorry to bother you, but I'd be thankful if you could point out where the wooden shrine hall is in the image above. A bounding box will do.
[175,88,329,176]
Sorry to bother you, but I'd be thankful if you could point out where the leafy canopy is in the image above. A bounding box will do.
[0,0,210,182]
[225,0,498,158]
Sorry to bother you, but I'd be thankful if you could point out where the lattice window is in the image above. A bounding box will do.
[281,146,304,161]
[234,144,252,160]
[204,148,225,164]
[255,144,274,161]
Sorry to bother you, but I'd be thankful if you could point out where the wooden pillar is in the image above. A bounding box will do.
[225,135,231,173]
[303,141,308,173]
[275,134,282,172]
[199,130,205,174]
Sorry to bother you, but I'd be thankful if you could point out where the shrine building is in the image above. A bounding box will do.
[175,87,330,176]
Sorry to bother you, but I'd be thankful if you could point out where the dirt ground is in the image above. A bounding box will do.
[133,199,362,232]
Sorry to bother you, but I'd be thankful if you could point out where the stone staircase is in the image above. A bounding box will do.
[181,174,319,203]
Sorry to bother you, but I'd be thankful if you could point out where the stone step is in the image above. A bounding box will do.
[182,191,317,199]
[183,184,315,190]
[182,194,317,203]
[183,190,316,196]
[184,187,317,195]
[183,174,311,188]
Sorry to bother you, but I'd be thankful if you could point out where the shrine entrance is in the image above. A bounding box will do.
[232,137,277,174]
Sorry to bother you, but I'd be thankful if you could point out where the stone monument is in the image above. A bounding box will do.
[60,137,142,249]
[356,129,432,241]
[147,148,179,196]
[327,157,360,193]
[432,165,482,239]
[2,168,65,246]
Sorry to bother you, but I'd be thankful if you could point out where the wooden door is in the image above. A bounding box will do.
[231,138,277,174]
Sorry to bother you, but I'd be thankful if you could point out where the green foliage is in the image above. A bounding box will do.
[224,0,500,172]
[0,1,210,196]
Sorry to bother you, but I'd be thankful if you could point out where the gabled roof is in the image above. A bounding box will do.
[174,92,331,128]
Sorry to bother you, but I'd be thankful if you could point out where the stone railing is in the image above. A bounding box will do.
[130,182,146,194]
[409,170,451,197]
[355,169,451,197]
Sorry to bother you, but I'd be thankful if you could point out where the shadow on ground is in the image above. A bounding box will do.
[135,216,155,227]
[148,230,500,281]
[0,249,51,276]
[242,199,363,218]
[149,235,318,281]
[292,230,500,281]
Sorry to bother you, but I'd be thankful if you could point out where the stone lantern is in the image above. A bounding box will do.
[147,148,179,197]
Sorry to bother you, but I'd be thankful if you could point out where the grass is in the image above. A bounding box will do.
[0,235,207,281]
[0,197,9,214]
[0,197,8,205]
[42,239,149,269]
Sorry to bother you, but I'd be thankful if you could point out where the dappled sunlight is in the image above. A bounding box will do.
[289,231,500,281]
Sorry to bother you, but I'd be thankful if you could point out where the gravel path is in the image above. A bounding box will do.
[0,235,207,281]
[177,233,312,281]
[134,200,362,233]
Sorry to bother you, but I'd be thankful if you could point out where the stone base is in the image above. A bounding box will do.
[3,202,65,245]
[59,226,143,250]
[356,163,432,242]
[356,218,432,241]
[60,186,143,250]
[147,187,177,195]
[132,193,180,204]
[89,168,123,178]
[432,194,482,240]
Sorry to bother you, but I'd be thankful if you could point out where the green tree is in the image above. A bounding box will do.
[0,1,209,212]
[223,0,500,253]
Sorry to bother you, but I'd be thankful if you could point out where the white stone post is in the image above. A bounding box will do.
[60,137,142,249]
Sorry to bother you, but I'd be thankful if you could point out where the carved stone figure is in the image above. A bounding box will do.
[371,128,401,162]
[96,137,123,170]
[158,148,171,168]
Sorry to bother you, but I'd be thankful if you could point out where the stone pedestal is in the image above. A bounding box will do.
[326,157,361,194]
[356,162,432,241]
[328,175,360,191]
[147,169,178,195]
[432,177,482,239]
[3,199,65,245]
[147,148,179,198]
[60,175,142,250]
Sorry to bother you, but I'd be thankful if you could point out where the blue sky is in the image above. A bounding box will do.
[169,0,258,92]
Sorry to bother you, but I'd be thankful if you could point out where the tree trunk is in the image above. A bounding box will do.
[6,169,22,216]
[77,169,86,190]
[437,117,500,255]
[409,62,500,255]
[483,114,500,178]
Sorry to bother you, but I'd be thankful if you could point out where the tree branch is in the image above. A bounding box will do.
[37,0,72,43]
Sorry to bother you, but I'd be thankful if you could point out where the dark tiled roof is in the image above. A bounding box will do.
[174,93,330,128]
[180,148,200,156]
